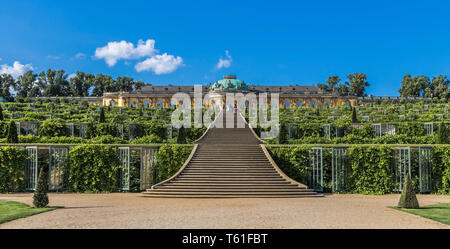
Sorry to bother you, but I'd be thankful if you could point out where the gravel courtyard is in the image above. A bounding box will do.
[0,193,449,229]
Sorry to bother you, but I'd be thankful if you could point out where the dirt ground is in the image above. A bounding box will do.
[0,193,449,229]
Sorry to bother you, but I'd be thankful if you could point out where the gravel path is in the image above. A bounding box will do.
[0,193,449,229]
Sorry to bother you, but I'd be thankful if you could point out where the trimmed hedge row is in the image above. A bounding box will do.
[0,144,192,193]
[268,145,450,194]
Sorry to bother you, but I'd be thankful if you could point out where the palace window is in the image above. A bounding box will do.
[284,100,290,109]
[144,100,149,108]
[311,101,316,108]
[110,100,116,107]
[297,101,302,108]
[130,100,137,108]
[324,100,330,108]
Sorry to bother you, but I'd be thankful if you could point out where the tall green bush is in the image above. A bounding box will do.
[7,121,18,143]
[0,146,26,192]
[156,145,192,182]
[33,167,49,208]
[38,119,66,137]
[66,145,120,192]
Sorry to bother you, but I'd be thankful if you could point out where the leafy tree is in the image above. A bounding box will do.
[7,121,18,143]
[69,72,94,96]
[335,83,349,95]
[39,69,70,97]
[431,75,449,100]
[346,73,369,97]
[398,173,419,209]
[116,76,135,92]
[318,76,341,92]
[33,167,49,208]
[0,73,15,101]
[399,74,430,97]
[16,71,38,97]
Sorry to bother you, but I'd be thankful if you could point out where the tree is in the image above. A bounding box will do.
[16,71,38,97]
[351,107,358,123]
[431,75,449,100]
[278,123,288,144]
[99,107,106,123]
[7,121,19,143]
[399,74,430,97]
[177,126,186,144]
[398,173,419,209]
[33,167,49,208]
[336,83,349,95]
[346,73,370,97]
[69,72,94,97]
[0,73,15,101]
[437,123,448,144]
[40,69,70,97]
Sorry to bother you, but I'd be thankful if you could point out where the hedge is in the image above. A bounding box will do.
[0,146,26,192]
[156,145,193,182]
[268,145,450,194]
[66,145,120,192]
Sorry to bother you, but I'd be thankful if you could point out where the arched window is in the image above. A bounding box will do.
[157,100,163,108]
[110,100,116,107]
[284,100,290,109]
[144,100,149,108]
[311,100,316,108]
[345,101,350,107]
[297,101,302,108]
[324,100,330,108]
[130,100,137,108]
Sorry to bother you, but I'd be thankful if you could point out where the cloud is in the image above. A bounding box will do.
[0,61,34,79]
[135,53,183,74]
[47,55,62,59]
[94,39,157,66]
[75,52,86,59]
[215,50,232,69]
[68,73,77,79]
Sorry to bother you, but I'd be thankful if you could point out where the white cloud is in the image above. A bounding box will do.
[75,52,86,59]
[0,61,34,79]
[135,53,183,74]
[94,39,157,66]
[47,55,62,59]
[68,73,77,79]
[215,50,232,69]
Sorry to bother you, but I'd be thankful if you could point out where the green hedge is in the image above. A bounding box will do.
[268,145,450,194]
[0,147,27,192]
[65,145,120,192]
[156,145,193,182]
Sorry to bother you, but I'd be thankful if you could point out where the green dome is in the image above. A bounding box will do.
[212,75,248,91]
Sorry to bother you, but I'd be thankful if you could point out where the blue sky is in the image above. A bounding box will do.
[1,0,449,96]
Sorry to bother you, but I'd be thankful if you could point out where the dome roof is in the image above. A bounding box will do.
[212,75,248,91]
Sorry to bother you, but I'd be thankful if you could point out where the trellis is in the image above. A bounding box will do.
[424,122,434,135]
[25,146,38,190]
[332,147,347,192]
[166,124,173,139]
[66,123,75,137]
[419,147,432,193]
[117,124,125,139]
[140,148,158,190]
[49,146,68,190]
[371,123,382,137]
[25,122,39,135]
[15,122,21,136]
[118,147,130,190]
[287,124,298,139]
[385,123,396,135]
[393,147,411,192]
[309,147,323,192]
[79,123,88,138]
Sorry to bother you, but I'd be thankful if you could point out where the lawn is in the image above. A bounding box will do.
[0,200,56,224]
[391,203,450,226]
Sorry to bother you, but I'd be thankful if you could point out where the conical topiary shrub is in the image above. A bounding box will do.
[351,107,358,123]
[7,120,18,143]
[33,167,49,208]
[278,124,288,144]
[177,126,186,144]
[99,107,106,123]
[398,173,419,209]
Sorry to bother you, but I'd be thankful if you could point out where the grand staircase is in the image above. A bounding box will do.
[141,110,322,198]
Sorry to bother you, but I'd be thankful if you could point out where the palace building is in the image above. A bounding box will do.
[101,75,358,108]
